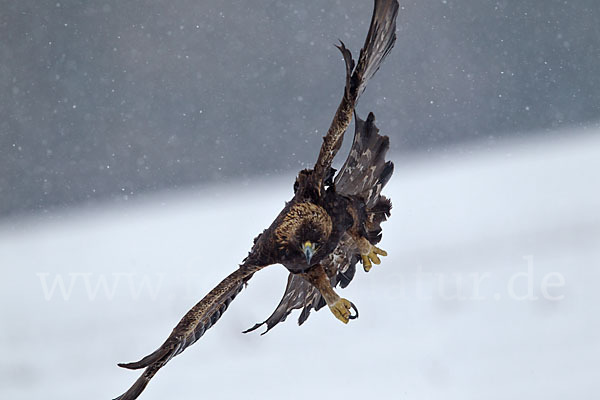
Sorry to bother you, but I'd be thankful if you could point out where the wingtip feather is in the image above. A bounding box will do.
[116,346,169,370]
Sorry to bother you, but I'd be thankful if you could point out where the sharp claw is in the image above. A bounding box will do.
[329,298,357,324]
[348,301,359,320]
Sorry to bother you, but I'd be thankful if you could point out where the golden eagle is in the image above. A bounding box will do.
[115,1,399,398]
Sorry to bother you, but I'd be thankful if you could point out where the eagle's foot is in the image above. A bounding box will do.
[361,245,388,272]
[328,298,359,324]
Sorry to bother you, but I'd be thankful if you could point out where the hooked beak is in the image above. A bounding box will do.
[302,241,316,265]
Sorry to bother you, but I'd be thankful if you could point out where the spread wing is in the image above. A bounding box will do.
[114,264,265,400]
[313,0,399,186]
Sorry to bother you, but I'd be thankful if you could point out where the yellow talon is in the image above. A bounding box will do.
[371,253,381,264]
[373,246,387,256]
[361,255,372,271]
[361,245,388,272]
[329,298,358,324]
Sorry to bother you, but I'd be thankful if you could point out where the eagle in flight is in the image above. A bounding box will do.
[115,1,399,398]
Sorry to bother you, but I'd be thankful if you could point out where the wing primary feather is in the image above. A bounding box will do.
[114,264,265,400]
[116,346,170,370]
[313,0,399,185]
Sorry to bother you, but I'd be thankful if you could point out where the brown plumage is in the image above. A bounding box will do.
[274,202,332,253]
[114,1,398,399]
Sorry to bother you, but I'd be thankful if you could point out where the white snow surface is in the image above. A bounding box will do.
[1,130,599,399]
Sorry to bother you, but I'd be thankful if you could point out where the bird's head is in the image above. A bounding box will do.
[274,202,332,267]
[292,223,327,266]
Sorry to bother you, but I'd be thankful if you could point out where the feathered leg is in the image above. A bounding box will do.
[302,265,358,324]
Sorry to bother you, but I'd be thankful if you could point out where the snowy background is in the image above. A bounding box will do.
[2,0,600,217]
[1,128,599,399]
[2,0,600,399]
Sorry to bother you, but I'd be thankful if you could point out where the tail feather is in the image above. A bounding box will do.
[242,273,320,335]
